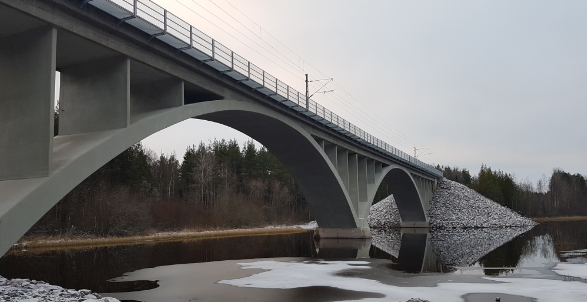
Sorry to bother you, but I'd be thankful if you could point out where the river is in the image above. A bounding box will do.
[1,221,587,301]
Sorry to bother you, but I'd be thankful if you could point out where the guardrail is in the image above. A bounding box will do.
[84,0,443,178]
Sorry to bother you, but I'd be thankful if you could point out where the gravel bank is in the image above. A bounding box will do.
[0,276,119,302]
[369,178,537,229]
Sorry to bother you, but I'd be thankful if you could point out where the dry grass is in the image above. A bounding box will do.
[9,227,311,255]
[532,216,587,223]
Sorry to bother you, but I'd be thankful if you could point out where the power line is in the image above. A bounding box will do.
[199,0,415,151]
[183,0,312,83]
[176,0,443,164]
[174,0,304,83]
[218,1,443,163]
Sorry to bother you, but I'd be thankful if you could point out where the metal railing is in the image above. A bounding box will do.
[85,0,442,177]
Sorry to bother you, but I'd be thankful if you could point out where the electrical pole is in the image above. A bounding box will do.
[305,73,309,110]
[305,74,334,112]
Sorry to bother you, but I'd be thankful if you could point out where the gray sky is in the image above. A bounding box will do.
[142,0,587,185]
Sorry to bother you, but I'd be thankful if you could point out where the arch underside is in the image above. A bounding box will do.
[378,168,428,223]
[0,100,359,257]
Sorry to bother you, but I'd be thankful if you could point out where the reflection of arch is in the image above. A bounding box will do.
[368,166,430,226]
[0,100,358,257]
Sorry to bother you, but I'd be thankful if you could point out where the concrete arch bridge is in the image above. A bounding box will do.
[0,0,442,257]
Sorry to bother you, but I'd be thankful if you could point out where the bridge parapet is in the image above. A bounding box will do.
[83,0,442,178]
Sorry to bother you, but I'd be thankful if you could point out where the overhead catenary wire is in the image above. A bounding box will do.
[173,0,305,83]
[199,0,419,153]
[183,0,314,83]
[173,0,443,164]
[216,0,444,164]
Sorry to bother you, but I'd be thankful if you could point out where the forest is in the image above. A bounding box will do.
[441,165,587,217]
[27,106,586,237]
[27,140,311,238]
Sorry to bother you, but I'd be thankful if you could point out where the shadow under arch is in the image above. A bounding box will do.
[370,166,427,223]
[0,100,357,257]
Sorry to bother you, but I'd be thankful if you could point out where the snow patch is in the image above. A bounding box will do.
[220,260,587,302]
[553,263,587,279]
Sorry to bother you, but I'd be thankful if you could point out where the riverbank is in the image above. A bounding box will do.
[9,222,316,255]
[531,216,587,222]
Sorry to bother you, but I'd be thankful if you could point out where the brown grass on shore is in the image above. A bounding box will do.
[9,227,311,255]
[532,216,587,223]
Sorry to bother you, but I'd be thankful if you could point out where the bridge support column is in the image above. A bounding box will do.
[358,156,369,222]
[348,153,359,213]
[59,57,130,135]
[0,27,56,181]
[336,148,349,190]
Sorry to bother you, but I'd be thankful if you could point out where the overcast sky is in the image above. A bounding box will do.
[140,0,587,185]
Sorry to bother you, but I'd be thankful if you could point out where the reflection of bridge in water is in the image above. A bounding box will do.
[315,227,534,273]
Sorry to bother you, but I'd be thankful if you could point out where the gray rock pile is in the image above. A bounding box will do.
[0,276,119,302]
[368,178,537,229]
[367,195,401,229]
[428,179,536,228]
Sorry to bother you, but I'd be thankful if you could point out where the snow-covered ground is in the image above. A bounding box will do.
[265,221,317,230]
[0,276,119,302]
[369,178,537,229]
[219,259,587,302]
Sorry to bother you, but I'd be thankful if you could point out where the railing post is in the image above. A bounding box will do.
[286,85,289,100]
[163,10,167,32]
[133,0,138,15]
[247,61,250,79]
[262,70,265,87]
[231,51,234,70]
[211,39,215,60]
[275,78,278,93]
[189,25,193,48]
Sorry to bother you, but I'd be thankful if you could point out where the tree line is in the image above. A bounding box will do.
[28,140,311,238]
[440,165,587,217]
[27,104,586,237]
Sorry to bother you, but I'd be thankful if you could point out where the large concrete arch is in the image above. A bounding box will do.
[0,100,359,257]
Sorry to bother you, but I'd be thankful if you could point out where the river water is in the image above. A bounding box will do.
[1,221,587,301]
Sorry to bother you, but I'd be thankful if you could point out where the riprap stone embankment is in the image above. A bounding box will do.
[368,178,537,229]
[0,276,119,302]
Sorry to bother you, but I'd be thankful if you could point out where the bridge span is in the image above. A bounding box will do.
[0,0,442,257]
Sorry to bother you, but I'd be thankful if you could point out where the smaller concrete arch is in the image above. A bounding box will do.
[368,165,431,227]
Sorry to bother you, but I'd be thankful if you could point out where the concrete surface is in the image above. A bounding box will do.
[0,27,56,181]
